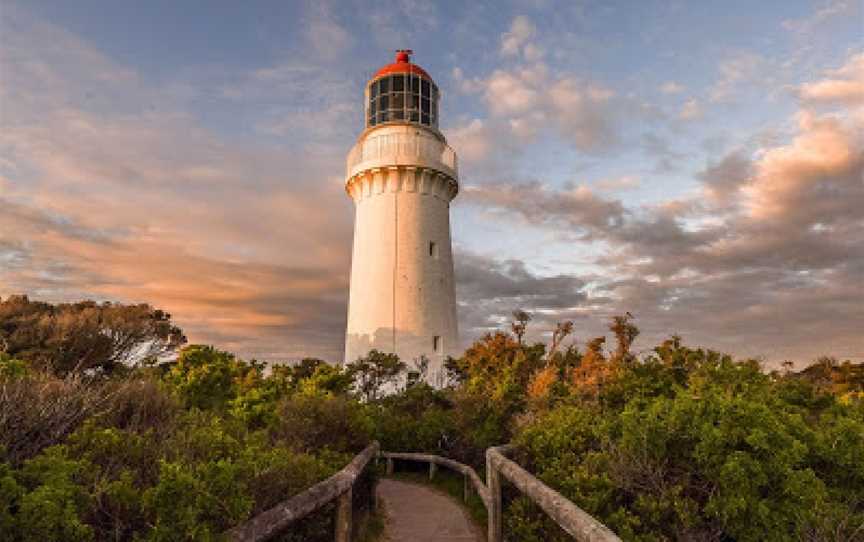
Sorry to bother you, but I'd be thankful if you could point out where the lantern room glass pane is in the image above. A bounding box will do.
[366,74,442,127]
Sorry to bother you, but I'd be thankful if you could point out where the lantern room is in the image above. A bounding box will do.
[366,50,440,129]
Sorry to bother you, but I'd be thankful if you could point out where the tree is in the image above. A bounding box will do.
[345,350,405,402]
[164,345,251,410]
[571,336,610,397]
[548,321,574,363]
[288,358,328,385]
[609,312,639,363]
[406,355,430,388]
[0,296,186,375]
[510,309,532,345]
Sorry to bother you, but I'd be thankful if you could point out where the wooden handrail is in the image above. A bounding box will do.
[226,442,617,542]
[486,446,621,542]
[225,441,380,542]
[379,447,618,542]
[378,451,490,509]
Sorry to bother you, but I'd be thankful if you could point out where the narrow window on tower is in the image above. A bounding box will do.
[433,336,441,353]
[429,241,438,259]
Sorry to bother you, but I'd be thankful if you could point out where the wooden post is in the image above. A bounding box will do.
[487,453,502,542]
[429,462,437,481]
[386,457,394,475]
[335,487,353,542]
[463,473,469,502]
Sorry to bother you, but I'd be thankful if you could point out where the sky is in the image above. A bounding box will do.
[1,0,862,366]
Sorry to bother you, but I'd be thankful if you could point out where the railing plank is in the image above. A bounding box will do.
[225,441,379,542]
[487,446,621,542]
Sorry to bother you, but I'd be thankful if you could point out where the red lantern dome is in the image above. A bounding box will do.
[372,49,433,81]
[366,50,439,129]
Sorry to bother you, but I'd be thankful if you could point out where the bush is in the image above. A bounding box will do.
[514,347,864,541]
[0,370,112,465]
[271,393,373,453]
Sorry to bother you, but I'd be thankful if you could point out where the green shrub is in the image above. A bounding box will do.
[514,348,864,541]
[142,459,253,541]
[165,345,252,410]
[15,446,94,542]
[271,393,372,453]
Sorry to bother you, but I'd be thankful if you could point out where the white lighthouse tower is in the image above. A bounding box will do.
[344,50,459,386]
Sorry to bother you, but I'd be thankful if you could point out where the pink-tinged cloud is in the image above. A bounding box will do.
[799,52,864,107]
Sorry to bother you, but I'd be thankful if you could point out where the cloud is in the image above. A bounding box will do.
[462,181,626,239]
[594,175,641,193]
[782,0,858,34]
[2,3,861,366]
[799,52,864,107]
[455,250,593,344]
[473,64,619,151]
[679,98,703,120]
[500,16,536,58]
[0,5,355,361]
[742,110,862,227]
[709,52,767,102]
[446,118,496,163]
[640,133,686,173]
[459,64,864,363]
[660,81,685,94]
[303,3,352,61]
[699,152,752,206]
[447,18,631,159]
[362,0,439,48]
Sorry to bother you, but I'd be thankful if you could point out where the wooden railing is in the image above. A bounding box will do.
[224,442,619,542]
[486,446,620,542]
[382,448,620,542]
[224,441,379,542]
[378,451,490,510]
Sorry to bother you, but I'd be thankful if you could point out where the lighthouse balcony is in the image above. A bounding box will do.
[346,126,458,181]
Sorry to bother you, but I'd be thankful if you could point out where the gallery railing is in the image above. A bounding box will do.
[345,130,458,179]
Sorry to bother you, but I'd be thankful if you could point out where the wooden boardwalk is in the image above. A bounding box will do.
[377,478,483,542]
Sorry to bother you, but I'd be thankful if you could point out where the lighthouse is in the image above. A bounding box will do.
[344,50,459,387]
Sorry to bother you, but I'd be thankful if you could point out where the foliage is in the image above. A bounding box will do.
[513,340,864,541]
[271,393,372,453]
[0,370,113,465]
[0,339,371,540]
[0,353,27,379]
[0,295,186,375]
[345,350,406,402]
[3,295,863,541]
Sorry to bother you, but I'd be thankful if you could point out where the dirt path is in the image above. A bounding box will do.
[377,478,483,542]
